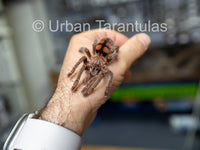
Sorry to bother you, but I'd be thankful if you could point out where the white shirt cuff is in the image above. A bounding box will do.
[10,118,82,150]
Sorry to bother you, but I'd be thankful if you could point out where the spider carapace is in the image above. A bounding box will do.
[68,38,119,97]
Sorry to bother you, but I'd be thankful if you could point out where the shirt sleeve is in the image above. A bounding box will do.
[10,118,82,150]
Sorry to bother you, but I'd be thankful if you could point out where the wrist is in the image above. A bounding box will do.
[38,87,84,136]
[38,93,68,127]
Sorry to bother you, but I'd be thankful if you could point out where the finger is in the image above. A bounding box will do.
[119,33,151,72]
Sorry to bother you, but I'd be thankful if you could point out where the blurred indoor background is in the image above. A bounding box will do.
[0,0,200,150]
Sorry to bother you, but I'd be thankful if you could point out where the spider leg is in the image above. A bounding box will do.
[82,76,98,96]
[93,40,97,55]
[79,47,91,59]
[68,56,87,77]
[113,45,119,53]
[104,69,113,96]
[71,64,86,91]
[82,69,91,84]
[86,73,104,96]
[106,53,118,65]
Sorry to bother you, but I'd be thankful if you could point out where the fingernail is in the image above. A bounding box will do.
[136,33,151,50]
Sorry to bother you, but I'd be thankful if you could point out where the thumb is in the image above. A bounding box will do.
[118,33,151,72]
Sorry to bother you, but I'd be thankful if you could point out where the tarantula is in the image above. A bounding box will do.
[68,38,119,97]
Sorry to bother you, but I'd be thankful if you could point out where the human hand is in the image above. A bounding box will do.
[38,29,151,136]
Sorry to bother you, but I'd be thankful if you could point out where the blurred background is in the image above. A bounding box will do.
[0,0,200,150]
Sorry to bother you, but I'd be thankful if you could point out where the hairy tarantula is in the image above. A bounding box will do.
[68,38,119,97]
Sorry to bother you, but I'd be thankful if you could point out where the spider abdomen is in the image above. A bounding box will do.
[95,38,114,57]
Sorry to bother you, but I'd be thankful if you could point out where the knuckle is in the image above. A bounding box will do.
[70,34,79,42]
[71,35,76,41]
